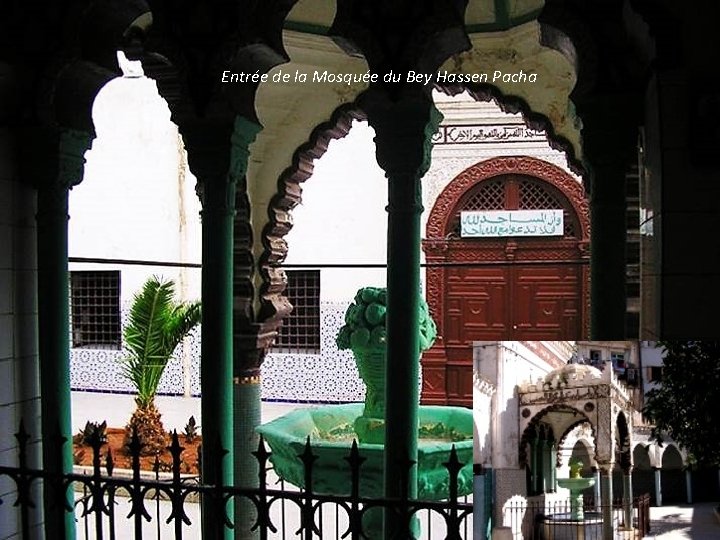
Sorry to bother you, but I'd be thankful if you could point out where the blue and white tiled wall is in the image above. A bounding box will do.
[70,302,366,403]
[260,302,365,403]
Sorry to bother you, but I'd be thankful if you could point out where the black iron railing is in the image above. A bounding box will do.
[501,494,652,540]
[0,422,473,539]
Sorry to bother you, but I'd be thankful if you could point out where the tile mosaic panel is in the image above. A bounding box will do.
[70,302,368,403]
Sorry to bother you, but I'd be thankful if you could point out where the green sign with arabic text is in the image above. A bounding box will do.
[460,209,564,238]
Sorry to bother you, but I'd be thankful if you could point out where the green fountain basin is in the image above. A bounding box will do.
[256,403,473,500]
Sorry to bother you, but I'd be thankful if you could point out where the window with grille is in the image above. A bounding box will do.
[273,270,321,354]
[70,271,121,349]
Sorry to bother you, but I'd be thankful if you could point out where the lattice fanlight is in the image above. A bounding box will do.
[447,176,577,238]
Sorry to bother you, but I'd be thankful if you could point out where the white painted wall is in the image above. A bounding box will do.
[474,341,562,470]
[284,120,387,302]
[69,68,202,306]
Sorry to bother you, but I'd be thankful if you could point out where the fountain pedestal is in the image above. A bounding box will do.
[541,470,600,540]
[556,477,596,520]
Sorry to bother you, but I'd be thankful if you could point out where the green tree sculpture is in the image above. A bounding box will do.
[336,286,436,443]
[643,341,720,467]
[121,276,201,454]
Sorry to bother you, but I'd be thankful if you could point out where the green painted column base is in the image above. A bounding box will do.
[233,378,261,540]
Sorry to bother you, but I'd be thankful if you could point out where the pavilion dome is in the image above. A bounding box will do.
[542,363,603,388]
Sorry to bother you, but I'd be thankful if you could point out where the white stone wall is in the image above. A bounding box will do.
[0,127,43,538]
[69,71,202,305]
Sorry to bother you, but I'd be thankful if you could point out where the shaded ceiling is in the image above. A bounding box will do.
[285,0,545,35]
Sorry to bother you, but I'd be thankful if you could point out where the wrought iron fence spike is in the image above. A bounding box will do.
[15,420,30,448]
[253,435,271,464]
[106,449,114,476]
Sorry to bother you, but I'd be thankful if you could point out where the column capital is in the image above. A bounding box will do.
[359,91,442,182]
[577,93,639,178]
[181,116,261,214]
[58,129,95,190]
[229,116,262,183]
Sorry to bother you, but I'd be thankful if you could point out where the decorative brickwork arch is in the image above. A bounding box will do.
[421,156,590,406]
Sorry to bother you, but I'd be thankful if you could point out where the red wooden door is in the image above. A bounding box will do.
[443,262,581,341]
[422,160,590,407]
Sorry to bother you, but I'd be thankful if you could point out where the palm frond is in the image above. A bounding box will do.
[120,276,201,408]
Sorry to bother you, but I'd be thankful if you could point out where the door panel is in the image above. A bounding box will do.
[445,268,509,342]
[444,262,582,342]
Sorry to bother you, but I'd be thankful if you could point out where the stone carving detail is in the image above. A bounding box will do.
[433,86,584,174]
[424,266,444,332]
[595,396,612,463]
[518,384,611,406]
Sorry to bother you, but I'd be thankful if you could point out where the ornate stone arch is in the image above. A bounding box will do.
[257,102,366,340]
[518,403,592,468]
[557,419,597,466]
[425,156,590,242]
[518,363,634,470]
[434,84,585,176]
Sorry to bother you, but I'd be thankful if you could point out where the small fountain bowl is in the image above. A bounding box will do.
[256,402,473,500]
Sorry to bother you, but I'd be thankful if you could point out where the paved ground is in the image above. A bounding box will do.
[647,502,719,539]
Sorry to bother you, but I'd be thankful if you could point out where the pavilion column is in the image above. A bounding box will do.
[654,467,662,506]
[535,433,547,493]
[685,469,692,504]
[35,128,93,540]
[529,438,538,495]
[598,464,614,540]
[579,95,638,338]
[363,93,441,538]
[593,467,601,510]
[549,442,557,492]
[622,467,633,530]
[228,118,263,540]
[183,118,244,540]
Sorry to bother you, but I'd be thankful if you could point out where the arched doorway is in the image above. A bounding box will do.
[660,445,685,504]
[632,445,656,504]
[422,157,589,406]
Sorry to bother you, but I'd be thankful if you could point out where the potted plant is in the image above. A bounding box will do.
[120,276,201,455]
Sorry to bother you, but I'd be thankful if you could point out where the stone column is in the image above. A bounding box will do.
[183,118,242,540]
[363,92,441,538]
[535,435,546,494]
[685,469,692,504]
[594,468,602,511]
[474,470,486,540]
[35,129,93,540]
[579,95,638,338]
[654,467,663,506]
[529,438,538,495]
[622,467,633,530]
[599,464,614,540]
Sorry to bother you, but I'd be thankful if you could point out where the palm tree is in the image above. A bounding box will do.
[121,276,201,455]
